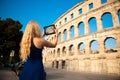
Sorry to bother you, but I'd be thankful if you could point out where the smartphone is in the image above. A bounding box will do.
[44,24,56,35]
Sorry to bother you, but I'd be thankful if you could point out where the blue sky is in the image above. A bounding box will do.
[0,0,117,50]
[0,0,84,32]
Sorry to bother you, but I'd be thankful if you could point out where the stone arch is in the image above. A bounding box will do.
[52,61,54,68]
[62,46,66,56]
[78,22,85,36]
[62,60,66,69]
[78,42,85,55]
[70,25,75,39]
[104,37,116,48]
[63,29,67,41]
[69,44,74,56]
[56,60,59,69]
[102,12,114,29]
[88,17,98,33]
[118,9,120,23]
[57,48,60,57]
[90,40,99,54]
[104,37,117,53]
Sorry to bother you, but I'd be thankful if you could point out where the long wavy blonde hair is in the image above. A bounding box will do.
[20,20,42,62]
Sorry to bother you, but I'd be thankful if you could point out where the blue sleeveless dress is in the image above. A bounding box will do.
[19,42,46,80]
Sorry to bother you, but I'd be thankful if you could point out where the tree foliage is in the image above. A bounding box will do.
[0,18,23,64]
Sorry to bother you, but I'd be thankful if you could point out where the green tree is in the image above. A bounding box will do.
[0,18,23,64]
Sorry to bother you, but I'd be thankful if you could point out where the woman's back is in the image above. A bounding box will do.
[19,38,46,80]
[29,41,43,61]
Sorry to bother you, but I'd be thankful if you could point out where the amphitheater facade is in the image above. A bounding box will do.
[43,0,120,75]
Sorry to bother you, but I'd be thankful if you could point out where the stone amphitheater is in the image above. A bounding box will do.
[43,0,120,75]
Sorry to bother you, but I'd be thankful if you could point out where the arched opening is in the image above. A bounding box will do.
[62,47,66,56]
[78,22,85,36]
[70,25,75,39]
[102,12,113,29]
[53,50,55,57]
[56,61,59,69]
[52,61,54,68]
[62,60,66,69]
[101,0,107,4]
[69,45,74,56]
[90,40,99,54]
[78,42,85,55]
[88,17,98,33]
[104,37,117,53]
[118,9,120,23]
[58,32,62,43]
[63,29,67,41]
[57,48,60,57]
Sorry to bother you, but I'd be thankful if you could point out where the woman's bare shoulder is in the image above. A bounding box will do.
[33,37,45,47]
[34,37,45,43]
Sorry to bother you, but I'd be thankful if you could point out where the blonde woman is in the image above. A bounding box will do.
[19,20,58,80]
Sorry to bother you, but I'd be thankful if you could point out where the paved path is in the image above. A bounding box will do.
[46,68,120,80]
[0,67,120,80]
[0,67,18,80]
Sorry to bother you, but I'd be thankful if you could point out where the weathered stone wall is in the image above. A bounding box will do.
[43,0,120,75]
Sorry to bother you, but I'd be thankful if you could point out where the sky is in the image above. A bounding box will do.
[0,0,117,50]
[0,0,85,32]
